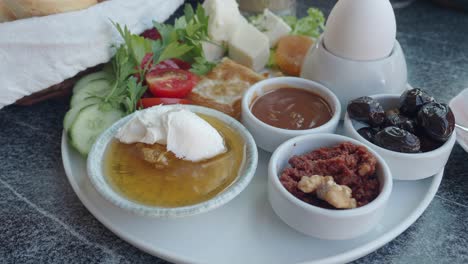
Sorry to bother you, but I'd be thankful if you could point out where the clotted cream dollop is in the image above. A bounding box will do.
[115,106,226,162]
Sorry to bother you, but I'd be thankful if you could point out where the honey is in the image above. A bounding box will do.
[104,115,245,207]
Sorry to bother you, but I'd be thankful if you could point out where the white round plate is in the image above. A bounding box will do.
[62,124,443,264]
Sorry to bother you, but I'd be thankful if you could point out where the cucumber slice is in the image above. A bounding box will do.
[63,97,102,132]
[69,104,123,156]
[70,79,111,107]
[73,71,112,94]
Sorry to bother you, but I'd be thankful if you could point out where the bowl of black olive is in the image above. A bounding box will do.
[343,88,457,180]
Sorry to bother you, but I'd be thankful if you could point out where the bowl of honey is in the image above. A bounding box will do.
[87,105,258,218]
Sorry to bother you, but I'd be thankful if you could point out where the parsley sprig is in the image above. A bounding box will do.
[152,4,217,75]
[103,24,150,114]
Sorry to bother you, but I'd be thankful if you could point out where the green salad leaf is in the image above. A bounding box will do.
[114,23,153,67]
[283,8,325,38]
[151,4,213,68]
[249,7,325,39]
[248,13,268,32]
[183,4,195,22]
[190,56,216,76]
[156,42,193,63]
[266,49,278,69]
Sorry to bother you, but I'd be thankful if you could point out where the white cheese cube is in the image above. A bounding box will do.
[228,22,269,71]
[259,9,292,47]
[202,41,225,62]
[203,0,246,43]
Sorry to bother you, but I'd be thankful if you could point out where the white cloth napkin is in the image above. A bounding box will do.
[0,0,184,109]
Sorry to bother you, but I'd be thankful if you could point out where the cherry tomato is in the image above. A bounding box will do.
[136,54,192,83]
[140,28,161,40]
[138,98,191,108]
[139,53,154,72]
[166,58,191,70]
[151,59,192,71]
[139,53,191,72]
[146,68,199,98]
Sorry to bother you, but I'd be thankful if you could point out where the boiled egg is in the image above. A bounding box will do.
[323,0,396,61]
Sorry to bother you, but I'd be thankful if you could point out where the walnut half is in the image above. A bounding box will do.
[298,175,357,209]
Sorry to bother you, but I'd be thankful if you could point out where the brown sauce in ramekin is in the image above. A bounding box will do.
[251,87,332,130]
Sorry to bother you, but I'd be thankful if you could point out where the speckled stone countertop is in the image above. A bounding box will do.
[1,0,467,263]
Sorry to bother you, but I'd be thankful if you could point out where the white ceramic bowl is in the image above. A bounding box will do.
[268,134,392,240]
[241,77,341,152]
[343,94,457,180]
[301,36,407,117]
[87,105,258,218]
[449,88,468,153]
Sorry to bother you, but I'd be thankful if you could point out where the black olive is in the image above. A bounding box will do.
[347,96,385,127]
[400,88,435,116]
[402,119,417,134]
[357,127,377,143]
[417,102,455,142]
[374,126,421,153]
[419,134,444,152]
[384,108,416,133]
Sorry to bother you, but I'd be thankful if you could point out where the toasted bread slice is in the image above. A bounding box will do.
[187,58,265,119]
[0,0,15,22]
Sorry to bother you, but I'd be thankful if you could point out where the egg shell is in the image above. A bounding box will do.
[323,0,396,61]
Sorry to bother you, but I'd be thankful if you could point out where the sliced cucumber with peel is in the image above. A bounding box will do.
[63,97,102,131]
[70,79,112,107]
[73,71,112,94]
[69,104,124,156]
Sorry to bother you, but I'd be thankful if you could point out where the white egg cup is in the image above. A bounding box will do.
[301,36,408,118]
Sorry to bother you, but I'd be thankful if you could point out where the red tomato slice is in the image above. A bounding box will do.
[138,53,191,72]
[151,59,192,71]
[168,58,191,70]
[138,98,191,108]
[140,53,154,70]
[134,53,154,82]
[141,28,161,40]
[136,54,192,83]
[146,68,199,98]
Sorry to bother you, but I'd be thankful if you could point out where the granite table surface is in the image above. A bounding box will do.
[1,0,467,263]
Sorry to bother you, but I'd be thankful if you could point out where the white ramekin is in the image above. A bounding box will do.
[268,133,392,240]
[241,77,341,152]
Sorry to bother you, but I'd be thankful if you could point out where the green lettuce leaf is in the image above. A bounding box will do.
[283,8,325,38]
